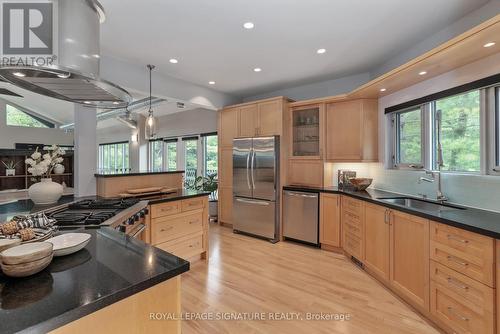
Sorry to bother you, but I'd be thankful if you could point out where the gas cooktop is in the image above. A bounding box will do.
[48,198,142,228]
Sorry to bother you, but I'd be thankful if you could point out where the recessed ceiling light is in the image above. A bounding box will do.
[57,73,70,79]
[208,81,216,85]
[483,42,496,48]
[112,101,120,105]
[254,68,262,72]
[83,101,92,104]
[317,48,326,54]
[380,88,387,92]
[419,71,427,76]
[169,58,178,64]
[243,22,254,29]
[13,72,26,77]
[92,54,100,59]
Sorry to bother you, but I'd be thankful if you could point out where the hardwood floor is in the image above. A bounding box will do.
[181,224,440,334]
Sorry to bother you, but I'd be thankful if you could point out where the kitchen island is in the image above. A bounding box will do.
[0,189,213,333]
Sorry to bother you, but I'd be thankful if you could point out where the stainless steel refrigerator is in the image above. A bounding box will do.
[233,136,279,243]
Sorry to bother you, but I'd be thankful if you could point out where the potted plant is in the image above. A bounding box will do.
[184,173,218,220]
[25,145,66,205]
[2,160,21,176]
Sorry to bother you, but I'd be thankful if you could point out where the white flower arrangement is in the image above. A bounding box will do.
[25,145,66,180]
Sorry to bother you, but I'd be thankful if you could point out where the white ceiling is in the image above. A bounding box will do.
[99,0,490,97]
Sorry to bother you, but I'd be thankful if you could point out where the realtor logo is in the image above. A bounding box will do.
[2,2,53,55]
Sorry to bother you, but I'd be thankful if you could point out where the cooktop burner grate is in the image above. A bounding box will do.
[48,210,118,226]
[68,198,140,210]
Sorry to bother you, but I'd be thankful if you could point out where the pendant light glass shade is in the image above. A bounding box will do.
[144,64,157,140]
[145,111,157,139]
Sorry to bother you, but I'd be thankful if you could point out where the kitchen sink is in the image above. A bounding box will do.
[377,197,466,212]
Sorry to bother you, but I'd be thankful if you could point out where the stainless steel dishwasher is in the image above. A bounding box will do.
[283,190,319,245]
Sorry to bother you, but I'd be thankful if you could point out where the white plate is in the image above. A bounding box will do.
[46,233,91,257]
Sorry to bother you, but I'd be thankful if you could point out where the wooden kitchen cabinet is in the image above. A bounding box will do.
[239,104,258,137]
[325,99,378,162]
[287,159,333,188]
[320,193,341,248]
[289,103,324,159]
[219,107,239,147]
[219,186,233,224]
[258,99,282,136]
[219,147,233,188]
[341,196,365,261]
[364,203,390,282]
[389,209,430,313]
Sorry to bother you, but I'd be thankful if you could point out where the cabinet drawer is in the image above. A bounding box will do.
[343,232,363,260]
[430,222,494,287]
[430,280,494,334]
[430,261,494,309]
[182,197,204,212]
[152,212,203,245]
[150,201,181,218]
[342,196,363,216]
[343,215,363,239]
[156,233,203,260]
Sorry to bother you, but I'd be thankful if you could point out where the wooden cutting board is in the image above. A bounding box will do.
[1,242,53,265]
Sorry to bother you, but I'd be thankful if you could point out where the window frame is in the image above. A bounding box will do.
[488,85,500,176]
[165,140,178,172]
[98,141,130,174]
[391,105,426,170]
[148,139,164,172]
[6,103,56,128]
[202,134,218,177]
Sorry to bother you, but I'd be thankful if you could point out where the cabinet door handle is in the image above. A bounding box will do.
[384,209,389,224]
[447,307,469,322]
[447,255,468,267]
[447,234,469,244]
[447,277,469,290]
[160,226,174,232]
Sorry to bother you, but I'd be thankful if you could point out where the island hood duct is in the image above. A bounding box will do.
[0,0,131,109]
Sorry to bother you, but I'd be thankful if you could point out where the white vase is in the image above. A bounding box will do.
[6,169,15,176]
[28,178,63,205]
[53,164,65,174]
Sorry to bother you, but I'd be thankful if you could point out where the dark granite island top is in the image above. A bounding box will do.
[94,171,184,177]
[283,185,500,239]
[0,227,189,334]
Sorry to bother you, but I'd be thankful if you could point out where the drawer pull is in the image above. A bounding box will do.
[447,307,469,322]
[447,234,469,244]
[447,277,469,290]
[160,226,174,232]
[447,255,468,267]
[189,220,198,224]
[161,207,174,211]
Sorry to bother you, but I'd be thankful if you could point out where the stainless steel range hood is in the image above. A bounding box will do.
[0,0,131,109]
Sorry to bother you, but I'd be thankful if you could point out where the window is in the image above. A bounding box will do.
[433,90,480,172]
[98,142,130,174]
[165,141,177,171]
[393,107,423,167]
[389,89,482,173]
[203,135,218,177]
[494,87,500,171]
[184,138,198,183]
[6,104,54,128]
[149,140,163,172]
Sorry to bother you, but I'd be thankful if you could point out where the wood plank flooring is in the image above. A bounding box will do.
[181,224,440,334]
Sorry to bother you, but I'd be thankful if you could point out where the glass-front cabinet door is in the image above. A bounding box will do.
[290,104,323,159]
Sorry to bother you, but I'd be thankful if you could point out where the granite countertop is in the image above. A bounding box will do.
[0,227,189,334]
[94,171,184,177]
[283,185,500,239]
[0,195,79,222]
[147,189,211,205]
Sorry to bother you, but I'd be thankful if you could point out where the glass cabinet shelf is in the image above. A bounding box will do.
[292,107,320,157]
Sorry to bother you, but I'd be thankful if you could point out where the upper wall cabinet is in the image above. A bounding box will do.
[325,99,378,162]
[219,107,239,147]
[238,104,258,137]
[289,103,325,159]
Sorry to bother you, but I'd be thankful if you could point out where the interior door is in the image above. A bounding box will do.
[232,138,252,198]
[252,137,277,201]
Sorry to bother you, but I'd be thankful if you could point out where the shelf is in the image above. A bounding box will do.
[293,123,319,128]
[293,140,319,143]
[50,173,73,176]
[0,175,26,179]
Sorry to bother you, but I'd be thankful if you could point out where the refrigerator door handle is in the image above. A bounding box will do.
[246,150,251,190]
[250,149,256,189]
[235,198,271,206]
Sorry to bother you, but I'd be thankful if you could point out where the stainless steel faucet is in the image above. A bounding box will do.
[418,170,447,202]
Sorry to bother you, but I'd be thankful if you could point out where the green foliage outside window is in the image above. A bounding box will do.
[204,135,218,175]
[398,108,422,164]
[6,105,50,128]
[436,90,480,172]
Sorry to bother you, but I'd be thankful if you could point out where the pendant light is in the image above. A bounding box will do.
[145,64,158,139]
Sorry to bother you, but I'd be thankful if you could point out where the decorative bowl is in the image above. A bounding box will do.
[46,233,91,257]
[349,178,373,191]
